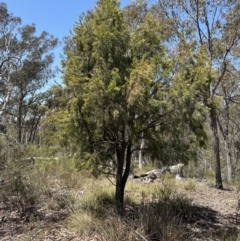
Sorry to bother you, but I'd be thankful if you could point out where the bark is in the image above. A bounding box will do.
[0,75,13,118]
[18,96,23,143]
[225,139,233,183]
[210,114,223,189]
[31,115,41,144]
[139,134,145,170]
[115,142,132,216]
[217,117,233,183]
[115,174,124,215]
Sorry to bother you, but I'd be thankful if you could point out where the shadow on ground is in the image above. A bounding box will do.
[0,191,239,241]
[123,197,239,241]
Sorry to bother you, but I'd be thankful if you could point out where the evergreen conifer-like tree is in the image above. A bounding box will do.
[63,0,171,214]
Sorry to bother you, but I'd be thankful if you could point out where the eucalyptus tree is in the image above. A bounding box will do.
[0,2,21,123]
[0,2,58,143]
[9,25,58,143]
[217,71,240,183]
[155,0,240,189]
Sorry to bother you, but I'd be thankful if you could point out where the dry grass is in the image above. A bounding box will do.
[65,173,193,241]
[1,158,240,240]
[183,179,197,191]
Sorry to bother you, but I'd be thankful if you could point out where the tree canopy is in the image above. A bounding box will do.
[60,0,207,214]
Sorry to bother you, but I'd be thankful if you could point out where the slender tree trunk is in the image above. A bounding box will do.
[217,104,233,183]
[218,118,233,183]
[139,134,145,170]
[31,115,41,144]
[0,74,13,118]
[224,139,232,183]
[28,115,37,143]
[210,114,223,189]
[115,143,125,215]
[115,173,124,215]
[115,142,132,216]
[18,97,23,143]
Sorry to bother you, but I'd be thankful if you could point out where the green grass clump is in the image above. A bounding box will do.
[183,179,197,191]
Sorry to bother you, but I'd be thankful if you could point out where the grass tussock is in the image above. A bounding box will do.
[68,177,193,241]
[183,179,197,191]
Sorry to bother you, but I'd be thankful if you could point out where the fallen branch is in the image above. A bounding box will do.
[135,231,148,241]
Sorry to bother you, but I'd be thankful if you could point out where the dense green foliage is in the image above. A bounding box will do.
[58,0,208,213]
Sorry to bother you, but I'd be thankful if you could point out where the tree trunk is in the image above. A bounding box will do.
[218,118,233,183]
[0,74,13,119]
[18,98,23,143]
[31,115,42,144]
[139,135,145,170]
[115,142,132,216]
[18,93,24,143]
[217,107,233,183]
[210,114,223,189]
[224,139,232,183]
[115,174,124,215]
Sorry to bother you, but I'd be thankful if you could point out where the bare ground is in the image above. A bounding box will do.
[174,179,240,240]
[0,179,240,241]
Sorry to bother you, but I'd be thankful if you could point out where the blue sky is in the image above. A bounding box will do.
[5,0,131,86]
